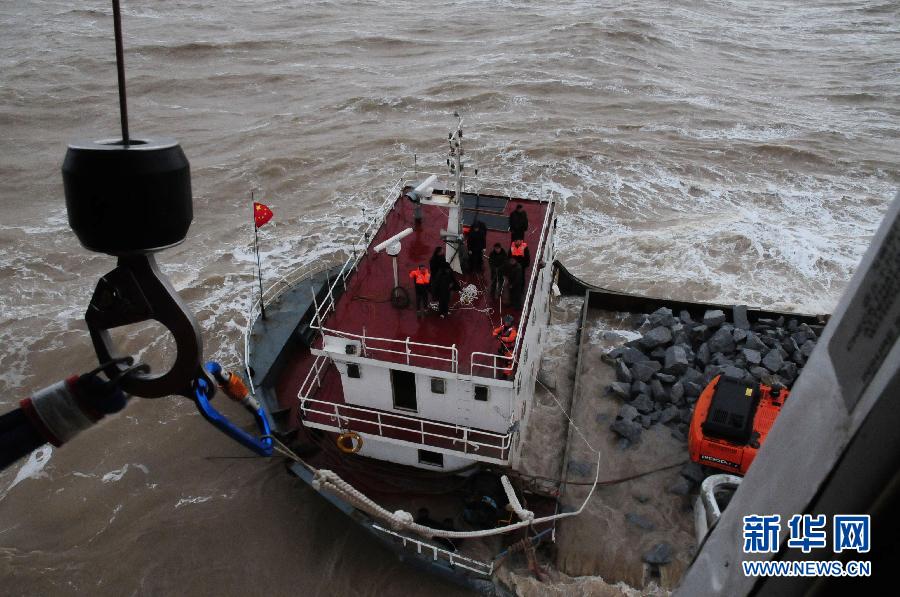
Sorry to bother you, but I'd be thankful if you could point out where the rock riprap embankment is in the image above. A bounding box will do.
[605,306,821,447]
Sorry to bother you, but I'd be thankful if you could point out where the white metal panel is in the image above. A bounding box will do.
[332,358,515,434]
[357,434,474,471]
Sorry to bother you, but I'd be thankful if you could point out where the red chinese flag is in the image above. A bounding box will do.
[253,202,273,227]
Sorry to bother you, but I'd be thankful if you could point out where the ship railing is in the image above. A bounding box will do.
[417,170,553,205]
[298,394,511,462]
[297,354,331,400]
[308,178,403,332]
[469,351,515,380]
[298,396,512,459]
[371,524,494,577]
[305,169,555,381]
[508,188,555,382]
[243,256,348,392]
[315,326,459,373]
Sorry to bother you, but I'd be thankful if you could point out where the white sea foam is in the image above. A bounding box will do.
[0,0,897,590]
[101,463,149,483]
[6,446,52,493]
[174,495,213,508]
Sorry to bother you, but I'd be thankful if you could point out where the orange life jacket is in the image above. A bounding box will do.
[510,242,527,257]
[493,324,518,344]
[409,269,431,285]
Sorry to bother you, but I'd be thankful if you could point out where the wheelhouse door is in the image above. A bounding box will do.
[391,369,417,412]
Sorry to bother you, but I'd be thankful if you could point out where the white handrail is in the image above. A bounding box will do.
[308,179,402,331]
[317,326,458,370]
[298,395,511,456]
[470,351,514,379]
[371,524,494,576]
[510,189,555,363]
[297,359,511,461]
[298,354,331,399]
[244,170,558,389]
[243,256,347,392]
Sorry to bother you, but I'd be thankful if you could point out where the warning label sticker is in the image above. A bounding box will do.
[829,211,900,411]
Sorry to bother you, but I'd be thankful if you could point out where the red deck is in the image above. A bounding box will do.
[315,193,550,375]
[271,190,550,462]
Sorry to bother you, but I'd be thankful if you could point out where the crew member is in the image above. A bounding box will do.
[409,264,431,316]
[493,315,518,379]
[501,257,524,309]
[488,243,507,298]
[493,314,518,349]
[429,246,447,275]
[510,238,530,269]
[509,204,528,241]
[467,220,487,273]
[431,262,459,318]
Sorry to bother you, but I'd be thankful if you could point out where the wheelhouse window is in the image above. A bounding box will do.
[474,385,489,402]
[347,363,361,379]
[430,378,446,394]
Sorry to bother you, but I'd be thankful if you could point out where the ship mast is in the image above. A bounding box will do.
[445,113,465,274]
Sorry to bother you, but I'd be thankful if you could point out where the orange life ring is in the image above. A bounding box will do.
[336,431,363,454]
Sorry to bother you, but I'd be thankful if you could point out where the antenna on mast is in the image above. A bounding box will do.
[443,112,468,274]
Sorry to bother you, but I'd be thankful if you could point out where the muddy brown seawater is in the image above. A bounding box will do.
[1,1,897,595]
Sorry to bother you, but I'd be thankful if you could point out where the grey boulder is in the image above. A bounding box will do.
[617,403,639,422]
[611,419,642,443]
[762,349,784,373]
[741,348,762,365]
[708,327,736,354]
[639,326,673,349]
[732,305,751,330]
[631,360,662,382]
[615,360,633,383]
[703,309,727,328]
[607,382,631,400]
[632,394,655,414]
[664,344,691,375]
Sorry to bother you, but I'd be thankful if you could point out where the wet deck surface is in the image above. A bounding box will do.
[316,194,550,374]
[247,268,334,387]
[554,308,696,589]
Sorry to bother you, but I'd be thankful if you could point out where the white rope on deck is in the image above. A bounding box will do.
[266,371,602,541]
[501,474,534,522]
[458,283,479,306]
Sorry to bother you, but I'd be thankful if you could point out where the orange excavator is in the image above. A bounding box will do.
[688,375,789,475]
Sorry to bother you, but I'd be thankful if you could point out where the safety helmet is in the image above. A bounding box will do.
[503,314,514,325]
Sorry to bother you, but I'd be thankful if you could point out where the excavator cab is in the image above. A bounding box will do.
[688,375,789,475]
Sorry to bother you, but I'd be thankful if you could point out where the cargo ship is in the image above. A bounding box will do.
[240,117,887,593]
